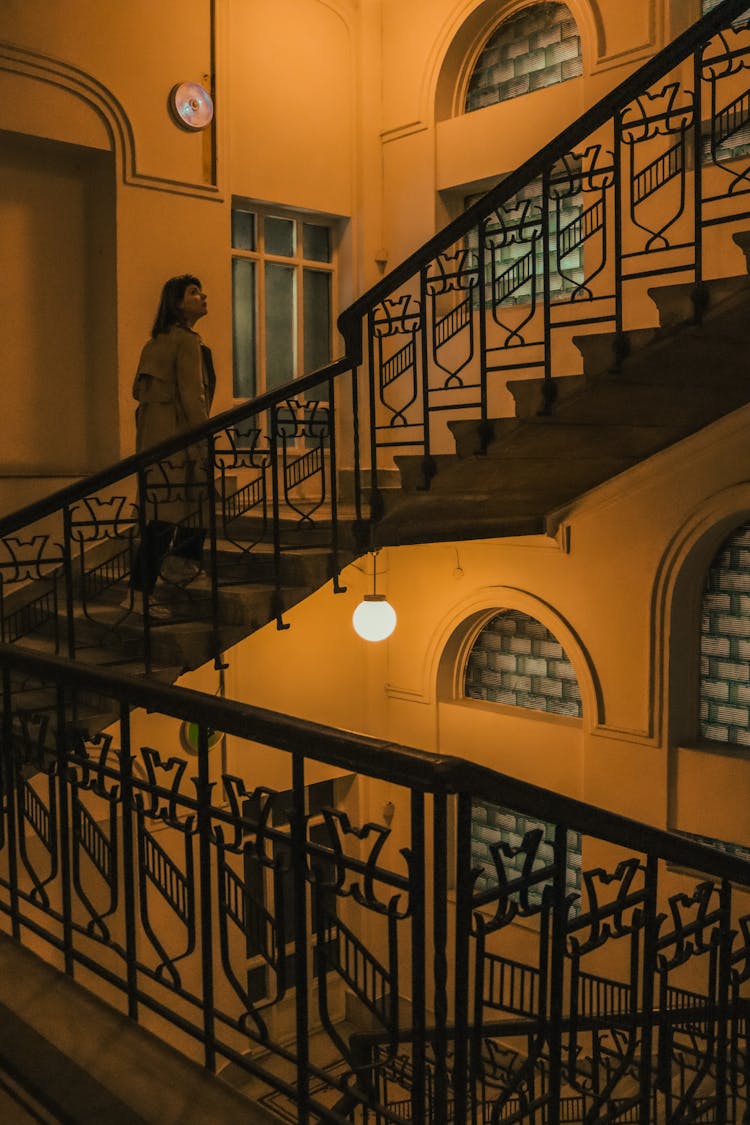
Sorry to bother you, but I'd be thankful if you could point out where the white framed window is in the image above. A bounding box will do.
[231,202,337,399]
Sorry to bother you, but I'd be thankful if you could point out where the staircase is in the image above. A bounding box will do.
[0,642,749,1124]
[375,268,750,545]
[0,1,748,693]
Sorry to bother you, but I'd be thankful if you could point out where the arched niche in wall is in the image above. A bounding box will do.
[433,0,599,124]
[430,0,599,214]
[0,54,122,478]
[435,588,597,909]
[433,587,600,797]
[658,485,750,748]
[658,485,750,849]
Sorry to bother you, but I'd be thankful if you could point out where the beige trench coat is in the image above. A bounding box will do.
[132,325,214,524]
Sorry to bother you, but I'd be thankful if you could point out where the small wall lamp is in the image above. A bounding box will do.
[352,552,397,642]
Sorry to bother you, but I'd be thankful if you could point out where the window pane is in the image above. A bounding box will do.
[232,257,256,397]
[303,269,331,372]
[265,263,296,388]
[231,208,255,251]
[303,223,331,262]
[265,216,295,257]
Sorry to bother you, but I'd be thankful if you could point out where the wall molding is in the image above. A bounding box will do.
[0,39,222,200]
[387,583,604,731]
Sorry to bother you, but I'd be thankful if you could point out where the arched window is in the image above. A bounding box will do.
[464,3,582,114]
[464,608,582,906]
[465,608,582,716]
[700,522,750,745]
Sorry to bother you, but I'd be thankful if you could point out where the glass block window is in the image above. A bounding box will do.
[699,0,750,165]
[470,800,582,909]
[231,203,335,399]
[702,0,750,23]
[699,523,750,745]
[465,609,582,716]
[465,3,582,114]
[466,177,584,306]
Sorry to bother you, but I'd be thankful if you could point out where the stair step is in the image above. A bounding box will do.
[647,272,750,328]
[507,373,586,418]
[553,378,750,428]
[214,541,335,586]
[451,418,684,462]
[573,327,658,378]
[733,230,750,272]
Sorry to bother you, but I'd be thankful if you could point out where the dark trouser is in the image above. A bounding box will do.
[130,520,205,594]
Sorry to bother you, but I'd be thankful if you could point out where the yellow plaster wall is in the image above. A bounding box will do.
[227,0,355,218]
[376,0,673,266]
[0,0,359,468]
[0,0,214,186]
[220,396,750,847]
[2,0,745,845]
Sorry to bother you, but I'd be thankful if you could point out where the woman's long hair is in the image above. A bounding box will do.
[151,274,201,338]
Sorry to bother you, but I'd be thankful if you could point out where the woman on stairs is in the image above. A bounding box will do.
[126,274,216,617]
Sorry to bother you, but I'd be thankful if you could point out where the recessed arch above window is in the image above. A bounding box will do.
[464,3,582,114]
[464,608,582,717]
[700,522,750,745]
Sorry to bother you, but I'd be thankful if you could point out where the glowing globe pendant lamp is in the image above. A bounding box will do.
[352,552,396,642]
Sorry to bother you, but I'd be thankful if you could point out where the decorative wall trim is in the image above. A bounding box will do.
[0,39,222,200]
[428,0,603,127]
[380,120,430,144]
[388,583,603,729]
[653,482,750,748]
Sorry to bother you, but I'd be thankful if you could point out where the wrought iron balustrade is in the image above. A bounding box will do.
[338,0,750,496]
[0,359,360,675]
[1,2,750,675]
[0,644,749,1124]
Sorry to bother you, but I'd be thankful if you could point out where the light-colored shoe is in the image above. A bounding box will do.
[121,592,172,619]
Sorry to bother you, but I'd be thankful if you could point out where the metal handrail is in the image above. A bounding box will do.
[0,356,352,538]
[3,641,749,887]
[337,0,750,351]
[0,2,746,542]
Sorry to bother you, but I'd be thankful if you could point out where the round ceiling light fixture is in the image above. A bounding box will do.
[169,81,214,131]
[352,594,397,643]
[352,551,397,642]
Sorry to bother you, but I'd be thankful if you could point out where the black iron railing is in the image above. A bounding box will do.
[338,0,750,494]
[1,644,748,1124]
[1,2,750,675]
[0,358,358,674]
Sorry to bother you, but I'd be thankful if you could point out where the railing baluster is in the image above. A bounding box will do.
[411,790,427,1124]
[715,879,733,1124]
[693,40,706,317]
[119,701,139,1021]
[56,681,73,977]
[205,433,223,669]
[541,167,554,415]
[433,789,449,1125]
[367,309,380,523]
[197,722,216,1071]
[62,505,76,661]
[349,360,363,525]
[269,404,288,631]
[453,791,472,1125]
[639,855,659,1124]
[2,666,20,941]
[292,754,310,1123]
[418,265,433,491]
[328,372,345,594]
